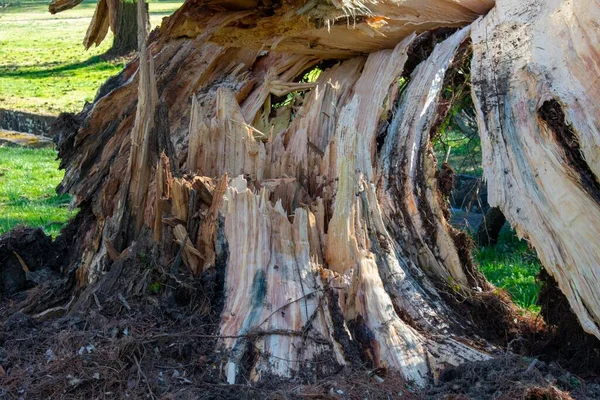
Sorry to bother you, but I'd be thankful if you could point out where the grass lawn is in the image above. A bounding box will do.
[0,146,72,237]
[0,1,181,235]
[475,228,542,312]
[0,0,182,115]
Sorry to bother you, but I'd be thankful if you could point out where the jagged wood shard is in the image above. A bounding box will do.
[48,0,83,14]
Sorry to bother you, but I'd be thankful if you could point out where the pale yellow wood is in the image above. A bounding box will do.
[171,179,190,222]
[196,174,228,272]
[220,178,338,383]
[163,0,494,58]
[173,224,203,274]
[211,28,490,385]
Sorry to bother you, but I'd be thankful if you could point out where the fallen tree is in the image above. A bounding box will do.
[8,0,600,391]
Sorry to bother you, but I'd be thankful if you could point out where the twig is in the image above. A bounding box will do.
[525,358,538,373]
[13,251,30,272]
[93,292,103,311]
[170,235,187,275]
[257,289,321,328]
[227,118,269,141]
[134,355,155,400]
[118,293,132,311]
[444,145,452,163]
[302,296,323,335]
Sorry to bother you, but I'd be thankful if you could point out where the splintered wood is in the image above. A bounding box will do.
[82,0,120,49]
[139,28,489,384]
[161,0,494,58]
[66,22,492,385]
[380,26,474,288]
[48,0,83,14]
[187,88,266,181]
[128,0,156,236]
[55,0,600,389]
[220,177,342,383]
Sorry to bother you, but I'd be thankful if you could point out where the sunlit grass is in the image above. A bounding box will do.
[0,1,182,236]
[475,228,542,312]
[0,0,182,115]
[0,146,72,237]
[434,129,483,176]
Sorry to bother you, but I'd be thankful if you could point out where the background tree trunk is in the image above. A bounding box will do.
[44,0,600,387]
[48,0,146,53]
[109,1,141,56]
[476,207,506,246]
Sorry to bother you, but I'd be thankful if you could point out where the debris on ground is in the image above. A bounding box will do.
[0,238,599,399]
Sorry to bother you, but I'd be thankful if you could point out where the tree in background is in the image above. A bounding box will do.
[49,0,147,56]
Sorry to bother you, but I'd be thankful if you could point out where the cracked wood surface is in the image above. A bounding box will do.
[472,0,600,339]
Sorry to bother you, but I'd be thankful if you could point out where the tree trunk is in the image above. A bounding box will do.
[48,0,145,53]
[109,1,141,56]
[476,207,506,246]
[47,0,600,387]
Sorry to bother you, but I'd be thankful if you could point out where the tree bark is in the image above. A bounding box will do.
[476,207,506,246]
[47,0,600,387]
[109,1,141,56]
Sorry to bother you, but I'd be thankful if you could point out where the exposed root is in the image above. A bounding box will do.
[441,287,544,348]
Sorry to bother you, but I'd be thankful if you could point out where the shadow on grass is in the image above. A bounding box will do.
[0,54,118,79]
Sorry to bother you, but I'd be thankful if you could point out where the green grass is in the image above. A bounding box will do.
[0,0,182,235]
[475,228,542,312]
[0,0,182,115]
[0,146,72,237]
